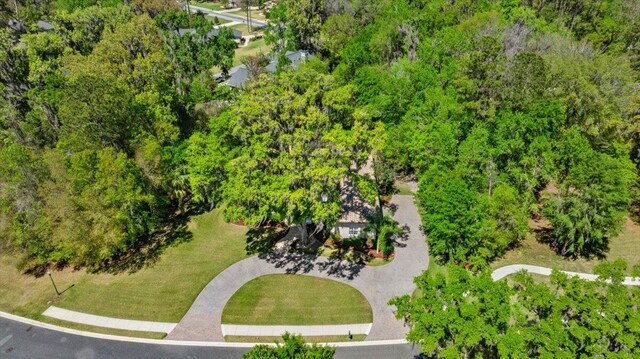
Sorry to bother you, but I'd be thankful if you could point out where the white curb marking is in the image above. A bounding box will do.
[1,311,407,347]
[221,323,372,337]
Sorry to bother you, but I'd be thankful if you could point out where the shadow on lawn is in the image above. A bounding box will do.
[257,251,365,280]
[533,226,609,260]
[94,207,200,274]
[245,226,289,255]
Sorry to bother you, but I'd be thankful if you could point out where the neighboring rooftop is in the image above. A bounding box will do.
[225,50,312,88]
[37,20,53,32]
[265,50,311,73]
[226,66,250,88]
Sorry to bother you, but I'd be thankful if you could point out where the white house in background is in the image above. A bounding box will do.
[333,156,378,239]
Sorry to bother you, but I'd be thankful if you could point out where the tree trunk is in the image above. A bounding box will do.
[299,223,309,247]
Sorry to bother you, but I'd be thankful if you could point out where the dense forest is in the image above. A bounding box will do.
[1,1,639,272]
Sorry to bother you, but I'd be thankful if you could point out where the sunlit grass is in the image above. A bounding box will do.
[222,275,372,325]
[0,208,248,322]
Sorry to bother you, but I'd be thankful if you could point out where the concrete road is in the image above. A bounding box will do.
[0,315,422,358]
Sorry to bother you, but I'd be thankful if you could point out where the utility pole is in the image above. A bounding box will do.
[245,0,252,34]
[184,0,191,21]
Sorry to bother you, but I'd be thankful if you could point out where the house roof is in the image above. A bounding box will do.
[337,177,376,224]
[226,66,250,88]
[176,28,196,36]
[221,49,312,88]
[358,154,375,178]
[337,155,378,224]
[37,20,53,31]
[265,50,312,73]
[206,28,243,40]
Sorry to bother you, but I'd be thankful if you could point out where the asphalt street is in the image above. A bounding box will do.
[188,6,267,27]
[0,316,422,359]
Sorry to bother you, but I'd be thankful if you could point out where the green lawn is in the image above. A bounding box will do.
[190,1,224,11]
[222,275,372,325]
[492,218,640,275]
[233,38,272,66]
[0,208,248,323]
[228,9,266,21]
[40,317,166,339]
[206,15,231,24]
[225,335,367,343]
[229,23,262,36]
[367,258,393,266]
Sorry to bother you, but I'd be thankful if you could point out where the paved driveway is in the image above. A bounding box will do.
[167,194,429,341]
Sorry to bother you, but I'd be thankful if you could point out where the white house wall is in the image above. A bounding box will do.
[333,223,369,239]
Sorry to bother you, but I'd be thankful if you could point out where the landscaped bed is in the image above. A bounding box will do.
[222,274,372,325]
[0,208,249,325]
[319,237,395,266]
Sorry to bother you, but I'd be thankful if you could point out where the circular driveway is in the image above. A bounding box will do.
[166,194,429,341]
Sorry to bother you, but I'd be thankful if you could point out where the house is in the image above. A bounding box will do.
[207,28,244,42]
[224,50,312,88]
[226,66,250,88]
[176,28,196,37]
[264,50,311,73]
[37,20,53,32]
[332,156,379,239]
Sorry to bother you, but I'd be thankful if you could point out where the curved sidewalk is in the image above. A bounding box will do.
[166,194,429,342]
[492,264,640,285]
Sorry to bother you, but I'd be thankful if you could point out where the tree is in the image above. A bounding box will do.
[513,265,640,357]
[158,12,236,97]
[264,2,293,56]
[54,0,121,13]
[544,130,635,257]
[283,0,324,51]
[391,265,514,358]
[184,113,236,209]
[131,0,179,17]
[394,263,640,358]
[223,69,363,246]
[418,170,490,268]
[243,333,335,359]
[319,14,357,63]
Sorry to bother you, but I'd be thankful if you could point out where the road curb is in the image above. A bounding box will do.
[0,311,407,347]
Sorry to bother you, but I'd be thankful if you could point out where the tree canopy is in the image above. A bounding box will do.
[392,262,640,358]
[243,333,335,359]
[1,0,639,276]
